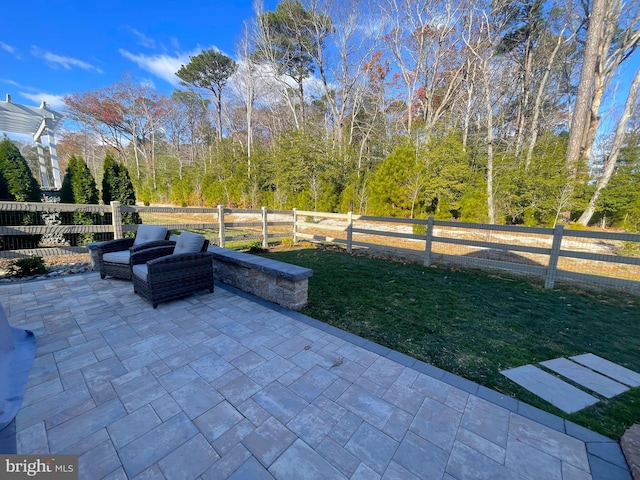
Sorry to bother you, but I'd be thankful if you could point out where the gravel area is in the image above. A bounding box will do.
[0,254,93,283]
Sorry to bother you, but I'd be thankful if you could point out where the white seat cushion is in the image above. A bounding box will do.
[133,225,168,246]
[173,232,206,255]
[103,250,131,264]
[132,264,148,282]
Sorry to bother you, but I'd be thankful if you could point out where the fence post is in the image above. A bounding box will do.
[347,211,353,253]
[292,208,298,243]
[262,206,268,248]
[545,224,564,289]
[218,205,225,248]
[110,201,123,240]
[424,216,434,266]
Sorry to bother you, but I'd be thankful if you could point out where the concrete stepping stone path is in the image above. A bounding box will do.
[501,364,599,414]
[502,354,640,414]
[571,353,640,388]
[540,357,628,398]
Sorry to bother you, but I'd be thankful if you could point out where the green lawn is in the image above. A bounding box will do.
[262,246,640,440]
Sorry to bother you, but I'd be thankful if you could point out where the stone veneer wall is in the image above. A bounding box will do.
[208,246,313,311]
[213,263,309,311]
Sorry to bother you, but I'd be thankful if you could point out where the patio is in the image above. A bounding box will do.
[1,272,631,479]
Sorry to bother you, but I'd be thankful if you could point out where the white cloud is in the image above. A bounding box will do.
[0,41,18,57]
[120,49,197,87]
[19,91,66,110]
[229,60,326,109]
[130,29,157,48]
[2,79,22,88]
[1,80,65,112]
[31,47,103,73]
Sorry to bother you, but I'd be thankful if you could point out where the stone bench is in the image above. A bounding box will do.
[208,246,313,311]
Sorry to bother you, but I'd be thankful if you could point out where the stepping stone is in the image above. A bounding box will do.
[501,364,598,414]
[540,358,628,398]
[570,353,640,388]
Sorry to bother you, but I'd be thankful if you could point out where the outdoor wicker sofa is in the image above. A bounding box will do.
[95,225,171,280]
[131,231,213,308]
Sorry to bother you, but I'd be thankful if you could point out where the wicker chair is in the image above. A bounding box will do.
[96,225,171,280]
[132,232,214,308]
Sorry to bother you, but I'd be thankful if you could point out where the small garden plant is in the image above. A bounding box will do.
[7,256,48,277]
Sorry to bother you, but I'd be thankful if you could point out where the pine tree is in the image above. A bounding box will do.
[60,154,99,205]
[101,152,138,224]
[60,154,99,244]
[0,137,42,248]
[0,137,42,202]
[101,152,117,206]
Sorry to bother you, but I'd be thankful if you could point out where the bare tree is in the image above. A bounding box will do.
[382,0,468,138]
[578,65,640,225]
[234,22,259,178]
[463,6,510,224]
[565,0,608,175]
[579,0,640,164]
[525,28,575,170]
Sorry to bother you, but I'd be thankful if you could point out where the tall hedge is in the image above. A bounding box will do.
[102,152,139,225]
[0,137,42,249]
[60,154,99,204]
[0,137,41,202]
[59,154,99,245]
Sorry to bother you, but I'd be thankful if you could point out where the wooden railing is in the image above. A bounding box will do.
[2,201,639,293]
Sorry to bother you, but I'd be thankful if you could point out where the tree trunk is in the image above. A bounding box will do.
[484,64,495,225]
[515,35,534,158]
[577,66,640,225]
[562,0,607,221]
[565,0,607,174]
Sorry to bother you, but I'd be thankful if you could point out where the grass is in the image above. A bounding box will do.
[261,245,640,440]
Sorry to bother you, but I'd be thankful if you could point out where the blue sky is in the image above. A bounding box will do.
[1,0,278,110]
[2,0,639,135]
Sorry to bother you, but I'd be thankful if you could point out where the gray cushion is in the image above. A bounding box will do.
[133,225,168,247]
[173,232,205,255]
[103,250,131,264]
[132,264,148,282]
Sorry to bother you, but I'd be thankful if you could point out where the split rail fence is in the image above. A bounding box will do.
[1,201,639,293]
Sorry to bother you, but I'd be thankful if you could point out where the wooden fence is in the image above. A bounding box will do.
[1,201,639,293]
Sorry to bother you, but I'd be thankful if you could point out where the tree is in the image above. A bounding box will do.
[496,0,545,157]
[233,22,260,178]
[369,144,427,218]
[59,154,99,244]
[60,154,99,205]
[0,137,42,249]
[422,132,474,218]
[176,49,237,142]
[598,136,640,230]
[382,0,467,137]
[564,0,607,181]
[578,0,640,165]
[0,137,42,202]
[463,5,509,224]
[64,76,169,182]
[255,0,321,128]
[578,66,640,225]
[102,152,138,225]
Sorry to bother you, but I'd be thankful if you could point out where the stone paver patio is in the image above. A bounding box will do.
[0,273,632,479]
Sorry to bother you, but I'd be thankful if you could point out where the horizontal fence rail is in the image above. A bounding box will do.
[1,201,639,294]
